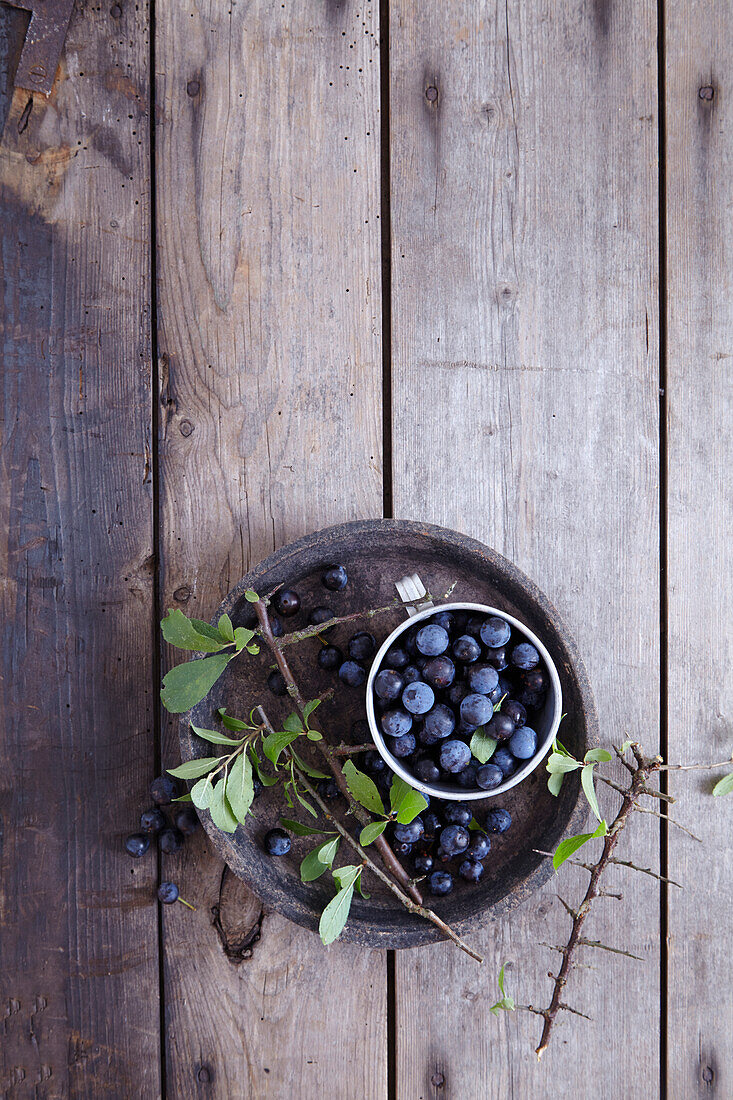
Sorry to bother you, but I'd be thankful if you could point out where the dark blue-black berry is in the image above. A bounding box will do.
[511,642,540,670]
[318,644,343,671]
[339,660,366,687]
[452,634,481,663]
[485,645,508,671]
[175,807,199,836]
[158,881,180,904]
[384,645,409,670]
[363,750,386,775]
[422,811,441,839]
[476,763,503,790]
[387,732,416,758]
[422,656,455,689]
[439,739,471,774]
[468,833,491,859]
[267,669,288,696]
[414,757,441,783]
[521,667,549,693]
[416,624,449,657]
[159,828,184,854]
[125,833,150,857]
[140,808,166,834]
[349,632,376,661]
[467,663,500,696]
[457,763,479,788]
[439,824,470,855]
[402,681,435,715]
[322,564,348,591]
[447,682,469,708]
[269,615,284,637]
[492,746,517,778]
[459,858,484,883]
[484,808,512,833]
[374,669,405,701]
[317,777,341,801]
[352,718,369,740]
[479,616,512,649]
[432,611,455,632]
[487,712,516,742]
[264,828,291,855]
[393,840,413,855]
[442,803,473,827]
[393,818,424,844]
[429,871,454,896]
[309,606,335,631]
[420,704,455,744]
[402,665,421,685]
[509,725,538,759]
[460,693,493,728]
[150,775,179,805]
[273,589,300,617]
[502,699,527,728]
[413,853,434,874]
[381,709,413,738]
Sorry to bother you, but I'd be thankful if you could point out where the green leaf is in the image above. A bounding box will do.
[470,726,498,764]
[389,775,429,824]
[547,772,564,797]
[552,820,607,871]
[280,818,332,837]
[553,738,574,758]
[283,712,304,734]
[343,761,385,816]
[468,816,487,833]
[293,785,318,818]
[306,730,323,741]
[218,613,235,642]
[303,698,322,722]
[172,792,193,802]
[262,728,300,767]
[289,749,328,780]
[713,772,733,797]
[360,820,388,846]
[584,748,613,764]
[332,864,363,891]
[248,745,279,786]
[356,875,370,900]
[546,753,582,775]
[498,963,507,996]
[581,763,602,821]
[246,643,260,655]
[226,752,254,823]
[190,774,215,809]
[218,709,250,732]
[301,838,341,882]
[620,740,634,755]
[167,756,220,779]
[160,653,233,713]
[319,883,355,945]
[244,589,260,603]
[233,626,255,651]
[191,723,244,746]
[161,608,229,652]
[208,778,238,833]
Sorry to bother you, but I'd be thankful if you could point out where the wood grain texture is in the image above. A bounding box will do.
[389,1,661,1095]
[0,4,158,1098]
[154,2,385,1095]
[665,5,733,1096]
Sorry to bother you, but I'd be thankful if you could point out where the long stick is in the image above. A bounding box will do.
[252,598,423,906]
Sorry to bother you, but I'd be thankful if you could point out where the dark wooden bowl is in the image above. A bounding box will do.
[180,519,598,949]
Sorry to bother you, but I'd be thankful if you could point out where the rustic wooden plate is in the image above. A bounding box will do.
[181,519,598,949]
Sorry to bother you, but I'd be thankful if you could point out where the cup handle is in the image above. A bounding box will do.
[395,573,434,618]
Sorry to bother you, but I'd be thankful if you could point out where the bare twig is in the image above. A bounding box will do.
[633,803,702,842]
[609,857,682,888]
[576,938,643,961]
[252,598,423,906]
[657,759,733,771]
[330,743,373,756]
[559,1003,592,1020]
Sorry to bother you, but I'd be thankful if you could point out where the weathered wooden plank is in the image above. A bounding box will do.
[665,5,733,1095]
[155,2,386,1096]
[0,5,159,1098]
[389,1,660,1095]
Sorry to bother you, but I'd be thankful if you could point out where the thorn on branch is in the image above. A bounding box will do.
[609,857,682,888]
[559,1003,592,1020]
[556,896,578,920]
[577,938,643,961]
[633,804,702,842]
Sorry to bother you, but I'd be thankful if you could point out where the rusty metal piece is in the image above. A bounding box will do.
[5,0,76,96]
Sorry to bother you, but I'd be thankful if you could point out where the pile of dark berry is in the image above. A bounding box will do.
[124,776,200,905]
[371,610,550,793]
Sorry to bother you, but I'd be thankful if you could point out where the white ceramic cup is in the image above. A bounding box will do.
[365,601,563,802]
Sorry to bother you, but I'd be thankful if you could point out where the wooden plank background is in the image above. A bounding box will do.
[0,0,730,1097]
